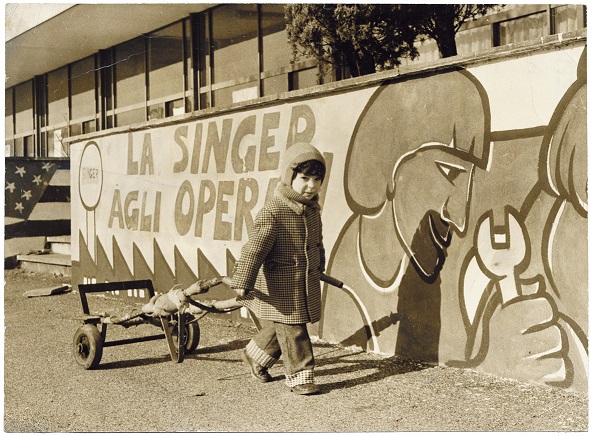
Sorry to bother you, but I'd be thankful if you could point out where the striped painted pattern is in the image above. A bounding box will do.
[4,158,70,258]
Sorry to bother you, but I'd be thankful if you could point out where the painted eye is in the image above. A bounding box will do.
[435,161,466,186]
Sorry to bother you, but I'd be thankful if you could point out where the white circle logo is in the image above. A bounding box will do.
[78,141,103,211]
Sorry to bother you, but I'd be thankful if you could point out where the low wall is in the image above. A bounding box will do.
[68,34,587,392]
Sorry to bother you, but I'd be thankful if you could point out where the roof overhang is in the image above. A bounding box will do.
[5,3,216,88]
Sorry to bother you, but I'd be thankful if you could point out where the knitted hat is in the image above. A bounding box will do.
[280,142,325,185]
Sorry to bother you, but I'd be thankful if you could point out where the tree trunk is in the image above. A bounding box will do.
[436,27,458,58]
[347,56,376,77]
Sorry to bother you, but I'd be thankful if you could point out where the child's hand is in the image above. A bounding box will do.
[234,288,249,297]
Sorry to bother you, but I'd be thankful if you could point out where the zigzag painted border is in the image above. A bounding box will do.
[72,232,240,319]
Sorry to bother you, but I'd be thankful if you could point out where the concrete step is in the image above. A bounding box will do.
[17,252,71,276]
[4,236,46,259]
[47,235,71,256]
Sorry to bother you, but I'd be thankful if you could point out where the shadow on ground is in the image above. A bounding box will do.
[312,343,432,392]
[95,337,429,393]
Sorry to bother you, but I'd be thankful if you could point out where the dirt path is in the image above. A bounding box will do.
[4,268,588,432]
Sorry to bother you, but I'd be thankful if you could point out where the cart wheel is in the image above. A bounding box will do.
[184,322,201,354]
[173,320,200,354]
[73,324,103,369]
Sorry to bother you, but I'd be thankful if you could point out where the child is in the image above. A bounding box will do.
[231,142,327,395]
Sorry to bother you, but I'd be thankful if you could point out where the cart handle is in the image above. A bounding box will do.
[221,273,344,290]
[188,298,241,314]
[191,273,344,315]
[320,273,344,288]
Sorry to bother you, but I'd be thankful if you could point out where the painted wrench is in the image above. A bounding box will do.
[476,209,528,303]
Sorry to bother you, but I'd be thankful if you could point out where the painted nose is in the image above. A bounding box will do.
[441,166,474,234]
[441,197,466,233]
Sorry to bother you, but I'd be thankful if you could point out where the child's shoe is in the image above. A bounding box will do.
[290,383,320,395]
[242,350,272,382]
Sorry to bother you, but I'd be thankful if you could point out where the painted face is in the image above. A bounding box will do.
[392,145,475,279]
[292,172,322,199]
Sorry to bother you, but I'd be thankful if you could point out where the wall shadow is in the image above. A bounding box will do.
[313,345,432,392]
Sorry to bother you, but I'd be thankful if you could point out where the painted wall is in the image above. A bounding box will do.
[4,158,71,259]
[70,42,587,392]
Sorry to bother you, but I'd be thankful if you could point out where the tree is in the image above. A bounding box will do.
[285,4,503,78]
[285,4,421,77]
[409,4,504,58]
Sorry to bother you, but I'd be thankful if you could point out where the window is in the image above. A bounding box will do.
[196,4,327,105]
[211,4,259,105]
[212,4,258,83]
[115,37,146,126]
[261,4,289,96]
[47,67,69,127]
[148,21,185,119]
[70,56,97,135]
[183,19,194,113]
[14,81,34,157]
[5,88,14,156]
[495,12,547,46]
[45,67,70,157]
[100,49,115,129]
[552,5,584,34]
[110,20,192,123]
[196,12,211,110]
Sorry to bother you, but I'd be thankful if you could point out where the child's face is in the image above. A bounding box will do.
[291,172,322,199]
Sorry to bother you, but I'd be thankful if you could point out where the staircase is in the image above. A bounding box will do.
[17,236,72,276]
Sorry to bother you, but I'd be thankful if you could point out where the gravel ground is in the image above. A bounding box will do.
[3,268,588,432]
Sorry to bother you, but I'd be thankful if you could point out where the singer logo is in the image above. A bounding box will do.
[81,167,100,184]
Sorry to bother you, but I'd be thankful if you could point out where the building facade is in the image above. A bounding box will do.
[5,4,586,157]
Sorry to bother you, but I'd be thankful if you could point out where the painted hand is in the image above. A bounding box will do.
[478,292,567,385]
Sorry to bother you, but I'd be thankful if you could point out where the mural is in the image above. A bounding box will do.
[4,158,71,258]
[71,43,587,392]
[455,58,588,390]
[321,47,587,392]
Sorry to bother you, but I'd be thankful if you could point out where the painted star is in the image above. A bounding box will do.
[14,203,24,214]
[42,162,54,171]
[15,166,26,177]
[5,182,15,193]
[32,175,43,186]
[21,190,32,200]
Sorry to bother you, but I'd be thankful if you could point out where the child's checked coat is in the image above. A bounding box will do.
[232,186,325,325]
